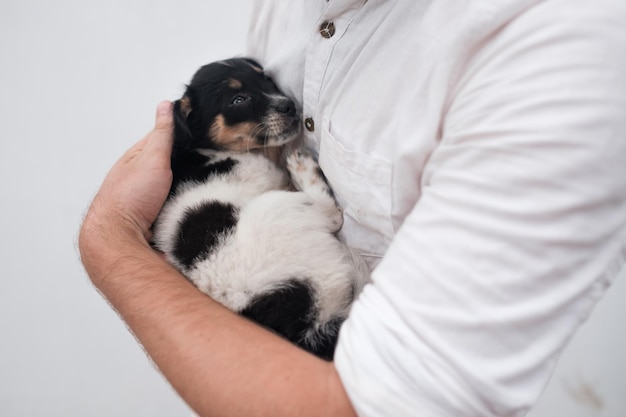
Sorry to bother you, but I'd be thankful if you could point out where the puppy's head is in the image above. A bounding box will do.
[174,58,300,152]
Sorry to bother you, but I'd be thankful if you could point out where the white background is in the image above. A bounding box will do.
[0,1,623,416]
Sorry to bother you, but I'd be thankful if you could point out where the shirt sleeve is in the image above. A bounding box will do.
[334,2,626,416]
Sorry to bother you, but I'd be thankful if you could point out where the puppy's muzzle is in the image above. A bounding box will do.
[274,97,296,117]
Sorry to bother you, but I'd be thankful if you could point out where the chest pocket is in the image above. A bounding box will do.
[318,118,395,269]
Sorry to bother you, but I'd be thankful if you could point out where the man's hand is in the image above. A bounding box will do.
[79,101,174,282]
[90,100,174,239]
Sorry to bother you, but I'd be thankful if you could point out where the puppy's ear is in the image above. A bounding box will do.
[172,96,193,155]
[176,95,193,119]
[242,57,264,72]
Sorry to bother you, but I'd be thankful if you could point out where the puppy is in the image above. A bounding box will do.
[152,58,369,360]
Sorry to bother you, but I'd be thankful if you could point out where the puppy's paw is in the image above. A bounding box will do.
[286,148,330,195]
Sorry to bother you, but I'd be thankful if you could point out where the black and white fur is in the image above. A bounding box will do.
[152,58,369,360]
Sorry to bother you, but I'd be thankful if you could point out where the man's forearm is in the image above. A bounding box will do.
[80,231,356,417]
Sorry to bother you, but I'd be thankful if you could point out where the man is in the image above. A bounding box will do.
[79,0,626,416]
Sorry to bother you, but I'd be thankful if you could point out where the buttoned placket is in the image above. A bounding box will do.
[302,0,368,145]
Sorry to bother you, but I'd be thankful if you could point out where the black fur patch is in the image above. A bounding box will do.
[174,202,238,268]
[204,157,238,176]
[171,154,238,192]
[241,280,315,345]
[240,280,343,361]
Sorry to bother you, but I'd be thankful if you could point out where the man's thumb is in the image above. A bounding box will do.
[146,101,174,154]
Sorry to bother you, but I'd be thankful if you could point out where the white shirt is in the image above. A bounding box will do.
[247,1,626,416]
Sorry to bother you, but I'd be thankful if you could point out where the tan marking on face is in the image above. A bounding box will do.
[179,96,192,118]
[227,78,242,89]
[209,114,260,151]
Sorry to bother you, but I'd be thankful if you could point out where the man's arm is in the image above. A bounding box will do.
[78,101,357,417]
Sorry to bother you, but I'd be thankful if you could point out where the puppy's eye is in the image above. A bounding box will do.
[231,95,250,105]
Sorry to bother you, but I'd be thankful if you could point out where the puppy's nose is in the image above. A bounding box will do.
[276,99,295,115]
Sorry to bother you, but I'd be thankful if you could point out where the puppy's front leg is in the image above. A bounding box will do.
[286,148,332,196]
[286,148,343,233]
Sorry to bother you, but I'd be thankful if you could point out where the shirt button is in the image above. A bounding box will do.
[319,21,336,38]
[304,117,315,132]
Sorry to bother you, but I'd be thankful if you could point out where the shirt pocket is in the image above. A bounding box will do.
[318,118,395,266]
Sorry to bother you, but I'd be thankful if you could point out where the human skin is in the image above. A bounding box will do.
[78,101,358,417]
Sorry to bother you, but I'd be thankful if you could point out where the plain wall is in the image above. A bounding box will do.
[0,1,623,416]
